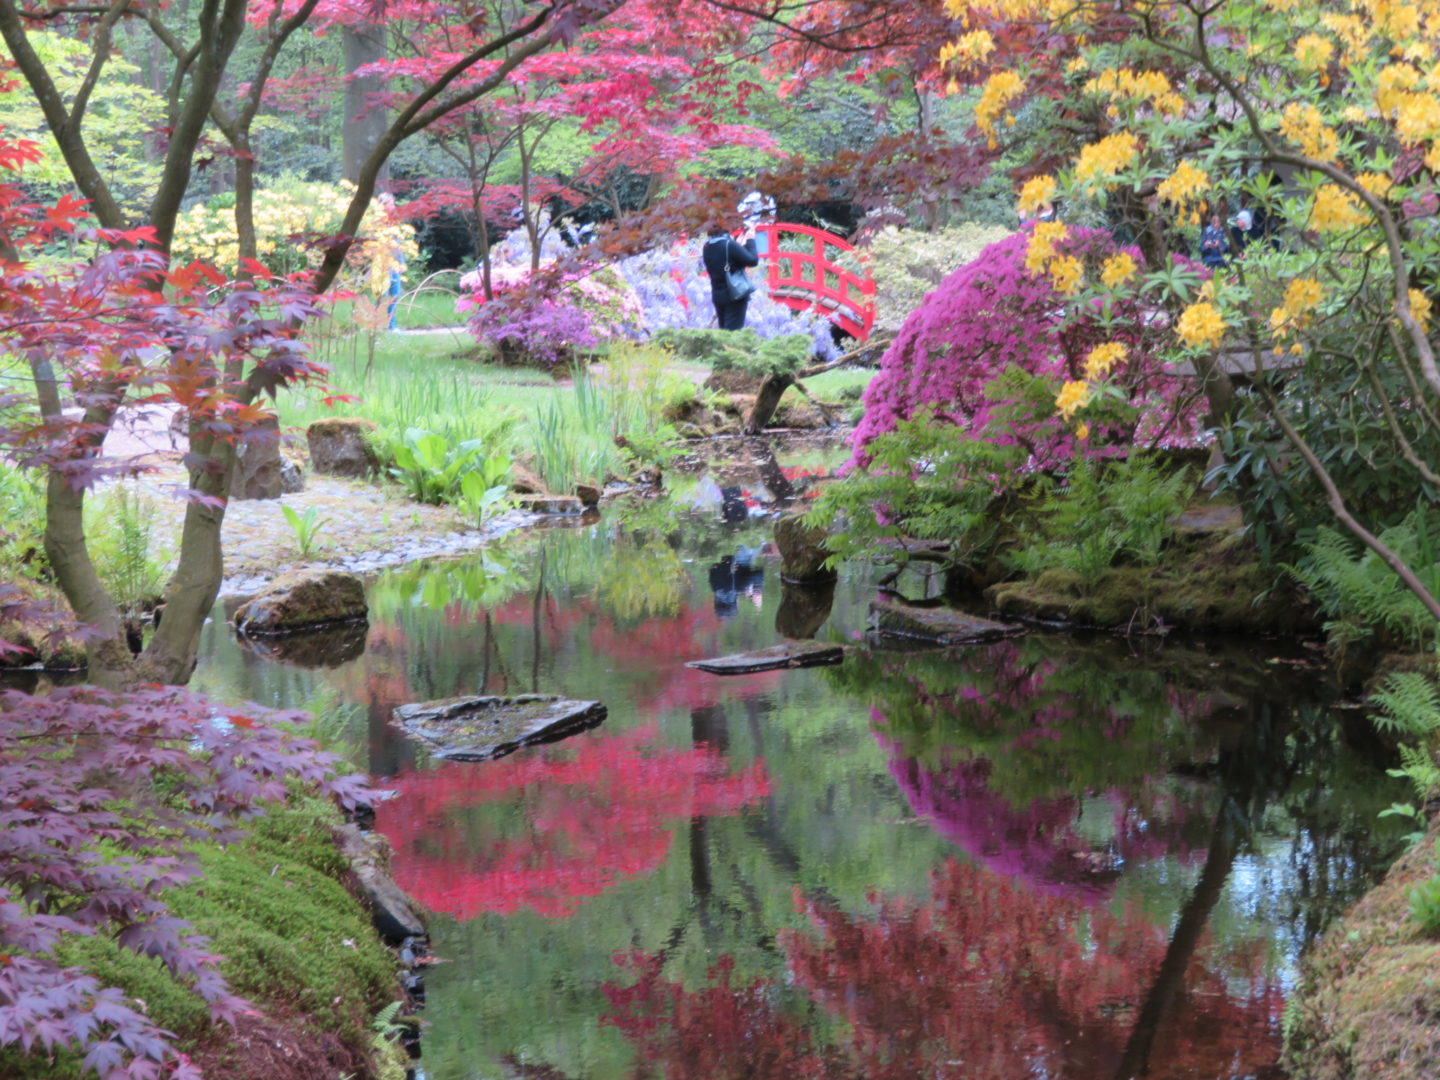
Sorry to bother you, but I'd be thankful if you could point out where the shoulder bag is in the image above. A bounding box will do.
[722,241,755,303]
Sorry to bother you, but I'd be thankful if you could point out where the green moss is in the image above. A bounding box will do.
[0,794,398,1077]
[1285,819,1440,1079]
[987,535,1313,635]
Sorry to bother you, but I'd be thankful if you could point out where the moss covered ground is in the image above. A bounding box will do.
[985,515,1316,637]
[1285,815,1440,1079]
[0,795,403,1080]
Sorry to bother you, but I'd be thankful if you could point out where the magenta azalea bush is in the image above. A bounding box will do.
[850,228,1206,474]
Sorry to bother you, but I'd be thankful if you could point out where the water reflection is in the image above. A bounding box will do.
[190,516,1407,1080]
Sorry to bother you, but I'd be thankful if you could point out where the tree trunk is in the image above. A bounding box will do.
[743,374,794,434]
[342,20,391,186]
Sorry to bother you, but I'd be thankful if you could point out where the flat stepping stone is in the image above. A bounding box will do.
[392,694,606,762]
[686,640,844,674]
[868,599,1023,646]
[517,495,586,515]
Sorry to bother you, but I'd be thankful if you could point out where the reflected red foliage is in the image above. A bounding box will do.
[604,858,1283,1079]
[378,725,769,918]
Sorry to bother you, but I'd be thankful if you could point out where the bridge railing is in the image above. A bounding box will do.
[754,223,877,342]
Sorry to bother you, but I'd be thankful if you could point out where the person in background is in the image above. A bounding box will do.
[377,192,406,331]
[738,190,777,255]
[1229,208,1254,256]
[1200,213,1230,270]
[702,217,759,331]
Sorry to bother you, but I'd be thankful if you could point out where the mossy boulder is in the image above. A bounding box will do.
[1285,817,1440,1079]
[233,570,368,635]
[0,621,87,670]
[986,535,1315,635]
[775,513,836,583]
[306,417,380,479]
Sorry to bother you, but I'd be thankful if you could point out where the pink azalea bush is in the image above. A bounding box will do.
[850,228,1206,474]
[458,233,644,367]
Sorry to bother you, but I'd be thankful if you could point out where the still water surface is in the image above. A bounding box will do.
[195,501,1407,1080]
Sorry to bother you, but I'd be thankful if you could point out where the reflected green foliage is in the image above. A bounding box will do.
[600,534,690,621]
[370,544,526,619]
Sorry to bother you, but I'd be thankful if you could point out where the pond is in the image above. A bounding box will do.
[193,473,1409,1080]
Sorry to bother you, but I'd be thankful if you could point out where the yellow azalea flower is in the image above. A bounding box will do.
[1155,161,1210,216]
[1308,185,1370,229]
[1269,278,1325,336]
[1083,341,1127,379]
[943,29,996,69]
[1284,278,1325,316]
[1074,132,1140,185]
[1076,422,1090,439]
[1356,171,1393,198]
[976,70,1026,148]
[1100,252,1138,289]
[1321,12,1371,63]
[1153,92,1186,117]
[1176,302,1226,349]
[1295,35,1335,72]
[1049,254,1083,295]
[1395,91,1440,143]
[1376,64,1420,114]
[1055,379,1092,420]
[1279,103,1339,161]
[1025,220,1069,274]
[1410,287,1433,330]
[1342,105,1369,123]
[1066,56,1089,75]
[1017,174,1057,214]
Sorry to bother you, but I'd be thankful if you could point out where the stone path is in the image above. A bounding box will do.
[99,405,531,599]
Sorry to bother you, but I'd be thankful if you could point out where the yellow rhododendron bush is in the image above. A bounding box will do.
[171,179,418,296]
[915,0,1440,629]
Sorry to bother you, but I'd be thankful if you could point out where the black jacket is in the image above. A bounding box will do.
[702,234,759,299]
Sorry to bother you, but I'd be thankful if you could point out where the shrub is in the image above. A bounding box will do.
[652,327,813,378]
[171,177,417,289]
[864,222,1012,332]
[850,228,1206,475]
[0,685,370,1080]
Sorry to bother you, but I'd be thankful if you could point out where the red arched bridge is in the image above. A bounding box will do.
[753,222,877,342]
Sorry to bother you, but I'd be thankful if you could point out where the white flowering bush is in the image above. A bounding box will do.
[865,223,1012,332]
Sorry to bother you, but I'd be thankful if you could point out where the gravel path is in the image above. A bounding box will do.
[99,405,534,599]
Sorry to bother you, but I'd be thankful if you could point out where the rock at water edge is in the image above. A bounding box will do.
[868,599,1023,646]
[233,570,368,635]
[392,693,607,761]
[775,513,836,584]
[687,640,844,675]
[333,824,428,944]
